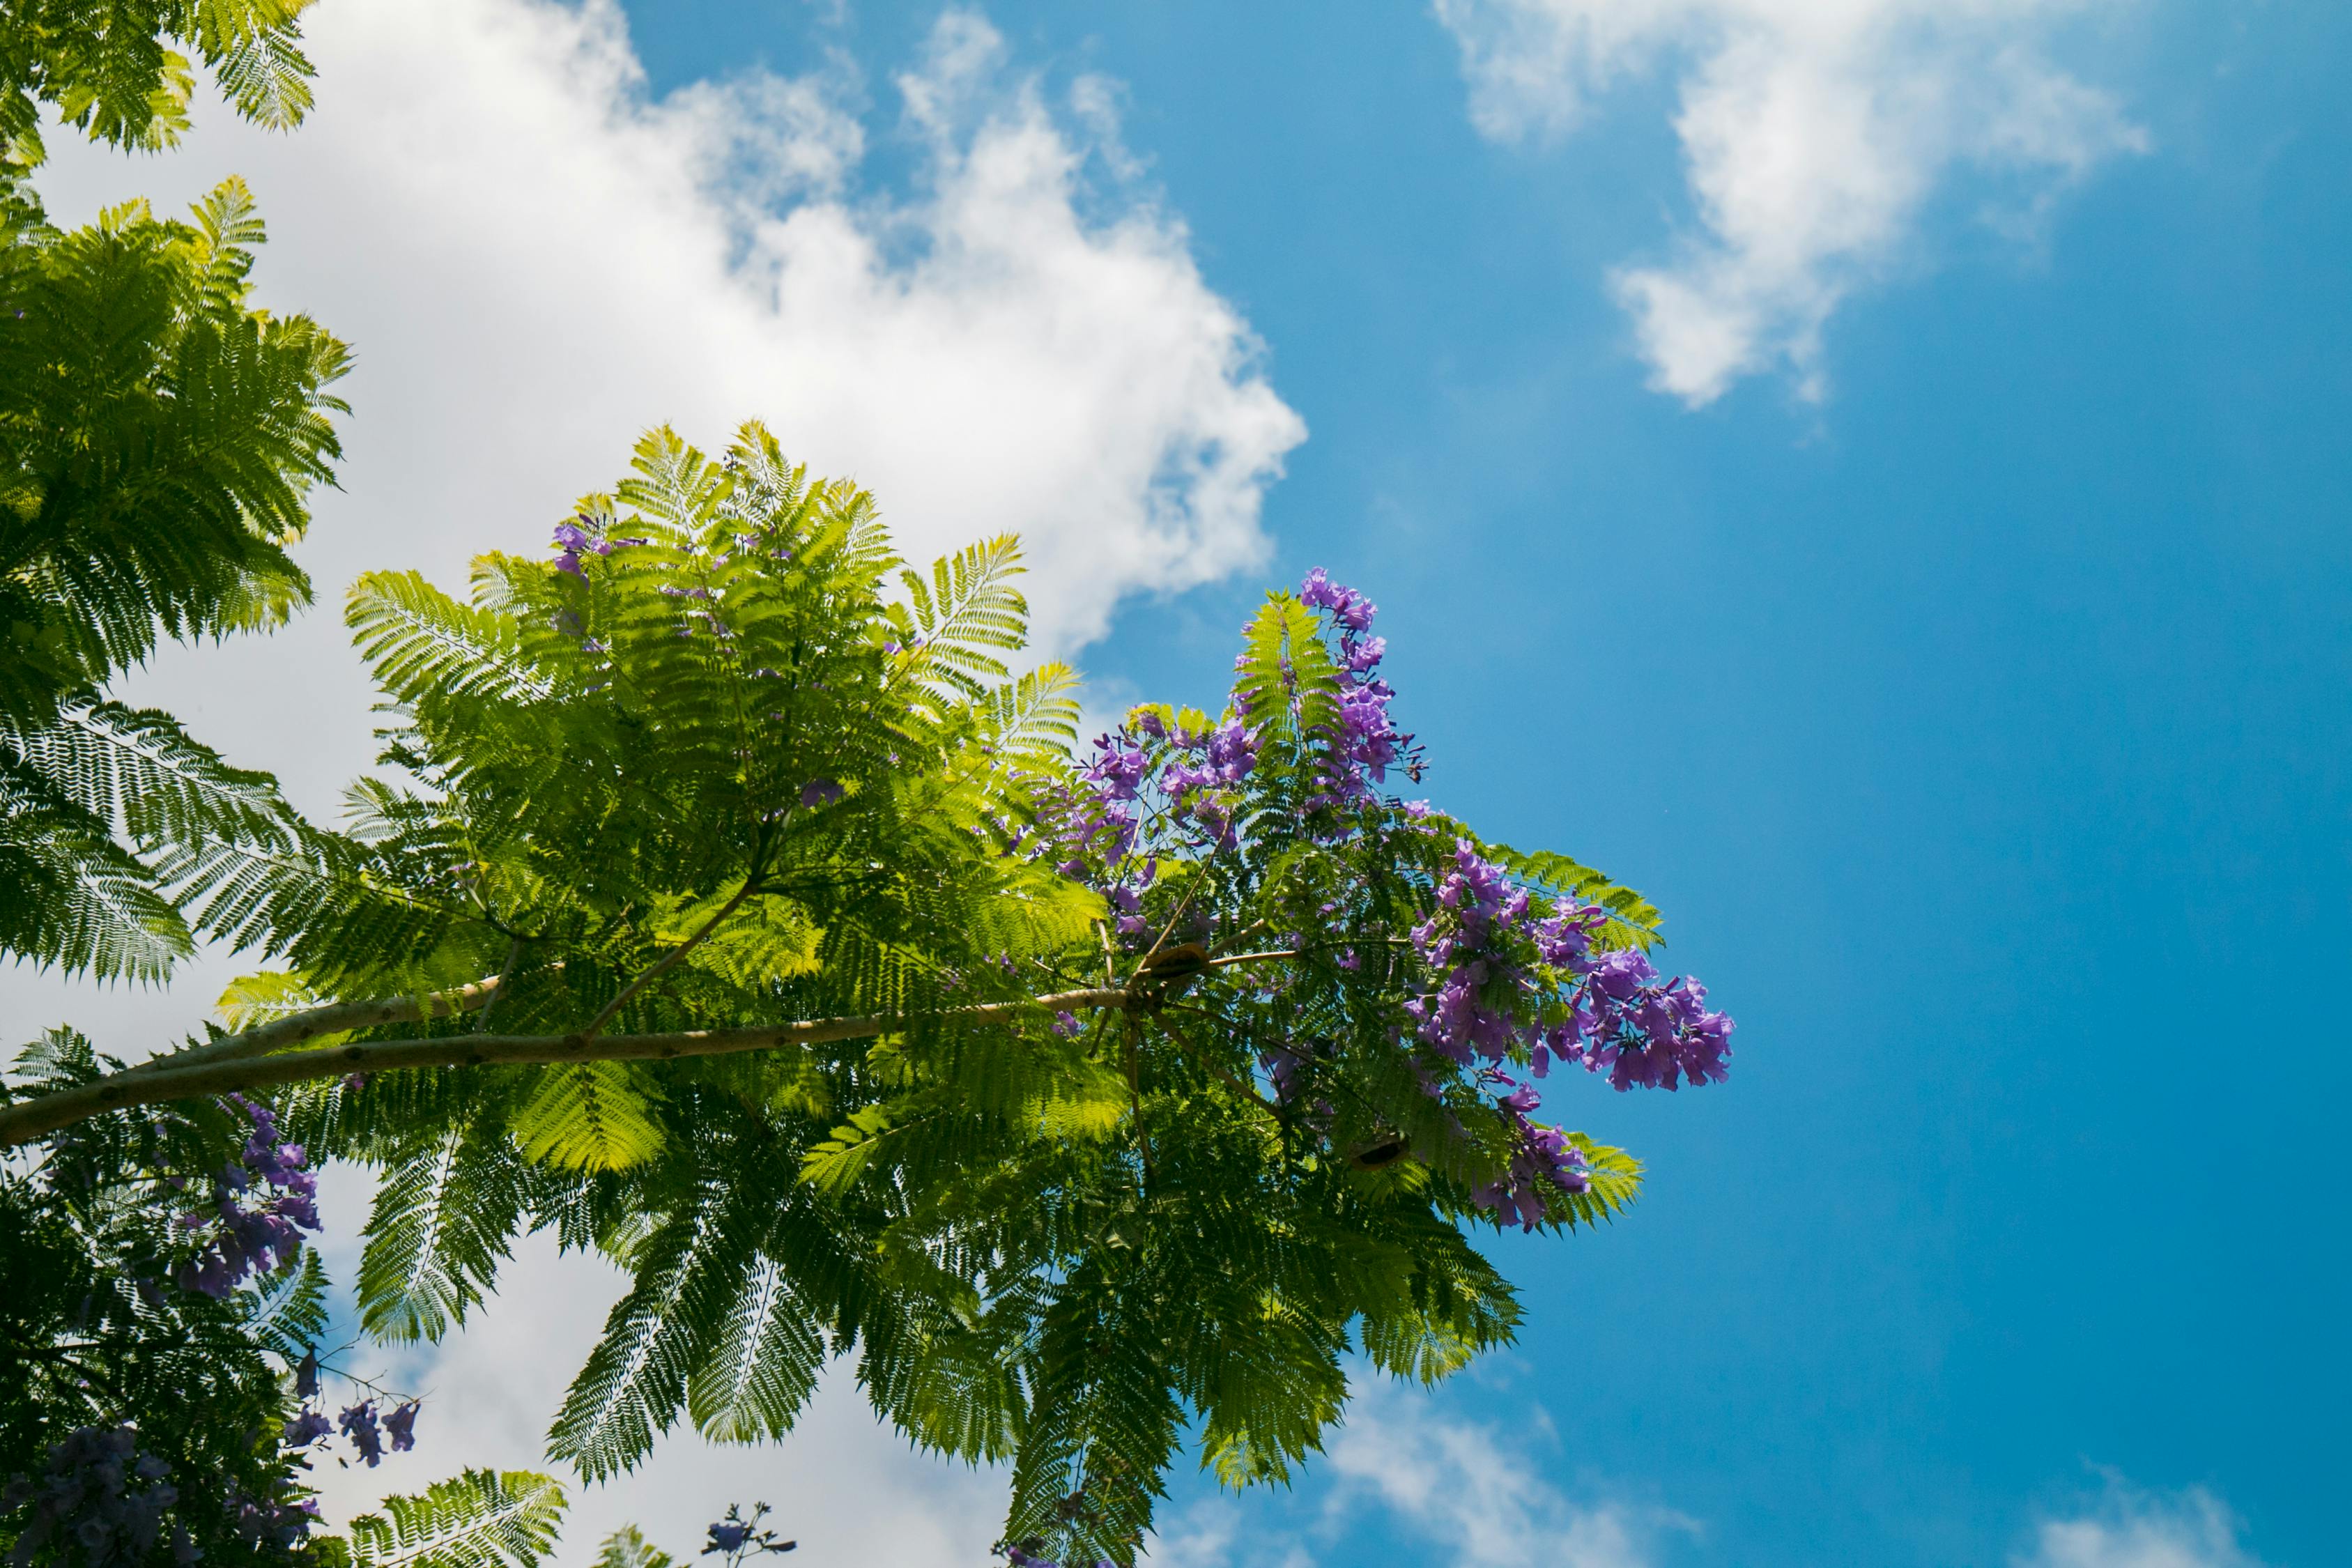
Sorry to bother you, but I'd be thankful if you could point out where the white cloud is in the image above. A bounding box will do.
[1433,0,2148,403]
[1145,1381,1683,1568]
[2017,1482,2273,1568]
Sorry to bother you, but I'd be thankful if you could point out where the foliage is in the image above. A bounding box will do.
[0,1031,327,1562]
[0,16,1741,1553]
[0,0,344,983]
[1,0,314,190]
[0,173,347,979]
[0,425,1737,1565]
[342,1470,567,1568]
[590,1527,673,1568]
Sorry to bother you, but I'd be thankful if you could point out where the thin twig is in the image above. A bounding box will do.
[1151,1013,1282,1121]
[1123,1020,1155,1186]
[580,873,763,1041]
[1203,948,1300,969]
[473,937,527,1033]
[1135,871,1211,976]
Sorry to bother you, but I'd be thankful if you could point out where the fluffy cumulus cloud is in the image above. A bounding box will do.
[2017,1482,2273,1568]
[1433,0,2148,404]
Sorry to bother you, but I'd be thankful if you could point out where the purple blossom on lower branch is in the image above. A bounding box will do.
[0,1426,191,1567]
[281,1406,330,1448]
[339,1401,383,1467]
[702,1502,796,1563]
[1471,1076,1594,1231]
[226,1487,318,1553]
[385,1399,420,1453]
[174,1094,321,1299]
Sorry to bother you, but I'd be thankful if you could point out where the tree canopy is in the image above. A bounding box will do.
[0,7,1738,1565]
[6,423,1735,1567]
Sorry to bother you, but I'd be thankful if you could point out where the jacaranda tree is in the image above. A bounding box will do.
[4,421,1737,1567]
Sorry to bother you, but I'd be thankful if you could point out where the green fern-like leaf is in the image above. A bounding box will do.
[590,1528,675,1568]
[1486,842,1664,949]
[346,1469,567,1568]
[358,1122,530,1343]
[509,1063,666,1174]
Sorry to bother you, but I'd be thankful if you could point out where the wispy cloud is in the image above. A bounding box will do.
[2017,1479,2273,1568]
[1433,0,2147,405]
[1146,1380,1685,1568]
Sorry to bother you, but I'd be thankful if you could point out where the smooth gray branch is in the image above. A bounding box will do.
[0,987,1132,1148]
[119,974,512,1079]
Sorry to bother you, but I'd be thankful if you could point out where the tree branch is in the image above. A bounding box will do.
[0,987,1134,1149]
[118,974,515,1079]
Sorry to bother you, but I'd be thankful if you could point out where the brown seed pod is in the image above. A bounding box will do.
[1132,943,1211,998]
[1349,1135,1411,1170]
[1136,943,1210,981]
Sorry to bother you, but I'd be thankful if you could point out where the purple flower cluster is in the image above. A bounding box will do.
[1296,569,1410,806]
[1138,712,1261,848]
[1040,714,1251,937]
[551,517,614,578]
[1532,918,1735,1093]
[1475,1079,1593,1230]
[224,1487,321,1553]
[287,1398,416,1469]
[280,1346,420,1469]
[1404,843,1535,1067]
[174,1096,319,1299]
[1399,841,1732,1227]
[0,1427,196,1567]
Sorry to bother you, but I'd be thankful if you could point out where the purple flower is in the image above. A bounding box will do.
[385,1400,420,1454]
[1298,567,1377,631]
[175,1096,321,1300]
[282,1407,330,1447]
[708,1523,749,1554]
[1050,1011,1082,1038]
[339,1401,383,1467]
[295,1348,319,1399]
[798,778,844,808]
[8,1427,180,1565]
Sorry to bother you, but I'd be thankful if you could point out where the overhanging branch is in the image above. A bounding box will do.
[120,972,514,1078]
[0,986,1132,1148]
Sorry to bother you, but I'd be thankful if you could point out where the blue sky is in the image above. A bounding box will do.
[13,2,2349,1565]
